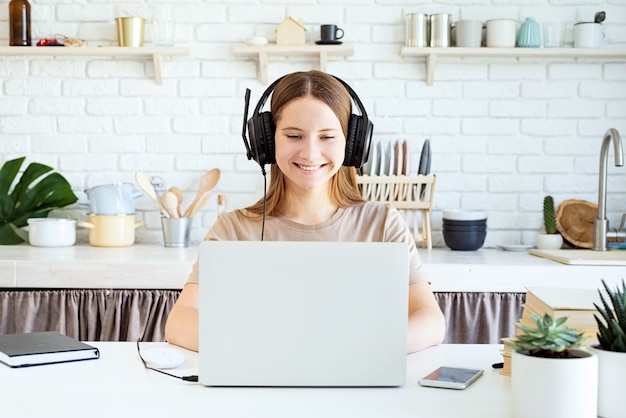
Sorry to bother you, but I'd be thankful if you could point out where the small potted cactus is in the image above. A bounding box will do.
[506,312,597,418]
[588,279,626,418]
[535,195,563,249]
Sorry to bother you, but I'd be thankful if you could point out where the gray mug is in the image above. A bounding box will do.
[320,24,344,42]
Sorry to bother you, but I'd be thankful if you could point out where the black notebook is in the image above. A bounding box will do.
[0,331,100,368]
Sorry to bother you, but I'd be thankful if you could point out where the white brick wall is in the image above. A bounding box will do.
[1,0,625,249]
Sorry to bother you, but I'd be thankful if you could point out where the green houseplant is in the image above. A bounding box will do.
[506,312,587,357]
[589,279,626,418]
[535,195,563,249]
[593,279,626,352]
[506,312,597,418]
[543,195,558,234]
[0,157,77,245]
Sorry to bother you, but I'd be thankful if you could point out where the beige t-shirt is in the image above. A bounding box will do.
[186,201,429,285]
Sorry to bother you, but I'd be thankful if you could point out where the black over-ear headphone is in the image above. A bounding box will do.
[241,74,373,169]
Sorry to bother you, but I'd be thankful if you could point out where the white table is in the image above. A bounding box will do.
[0,342,511,418]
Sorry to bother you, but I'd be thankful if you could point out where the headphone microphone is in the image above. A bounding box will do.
[241,88,253,162]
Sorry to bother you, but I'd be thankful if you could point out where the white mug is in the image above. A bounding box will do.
[574,22,604,48]
[455,19,483,47]
[486,18,516,47]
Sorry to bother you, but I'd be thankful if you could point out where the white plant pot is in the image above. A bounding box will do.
[535,233,563,250]
[511,349,598,418]
[588,344,626,418]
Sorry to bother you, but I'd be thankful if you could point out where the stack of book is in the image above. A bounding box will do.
[500,286,604,376]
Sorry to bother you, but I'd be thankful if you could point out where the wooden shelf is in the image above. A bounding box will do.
[231,43,354,84]
[400,47,626,86]
[0,46,191,85]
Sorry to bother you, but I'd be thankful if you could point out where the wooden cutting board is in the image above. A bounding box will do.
[529,249,626,266]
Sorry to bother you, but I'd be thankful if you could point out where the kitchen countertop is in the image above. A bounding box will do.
[0,245,623,292]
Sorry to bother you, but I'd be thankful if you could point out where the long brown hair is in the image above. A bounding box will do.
[245,71,365,218]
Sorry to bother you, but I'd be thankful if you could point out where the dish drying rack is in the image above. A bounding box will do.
[356,175,436,250]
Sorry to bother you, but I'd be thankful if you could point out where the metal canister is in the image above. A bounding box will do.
[405,13,429,47]
[429,13,452,47]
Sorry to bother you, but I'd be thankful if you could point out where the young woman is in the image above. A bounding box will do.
[165,70,445,353]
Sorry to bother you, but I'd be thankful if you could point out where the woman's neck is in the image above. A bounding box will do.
[280,187,338,225]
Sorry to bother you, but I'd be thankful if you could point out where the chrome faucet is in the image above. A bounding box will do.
[593,128,624,251]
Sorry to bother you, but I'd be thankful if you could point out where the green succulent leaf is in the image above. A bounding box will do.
[594,279,626,353]
[0,157,77,245]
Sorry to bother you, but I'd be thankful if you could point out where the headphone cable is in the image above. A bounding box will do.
[261,166,267,241]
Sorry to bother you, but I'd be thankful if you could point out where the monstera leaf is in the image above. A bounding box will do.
[0,157,78,245]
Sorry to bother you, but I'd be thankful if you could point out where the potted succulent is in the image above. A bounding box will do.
[535,195,564,249]
[588,279,626,418]
[506,312,597,418]
[0,157,77,245]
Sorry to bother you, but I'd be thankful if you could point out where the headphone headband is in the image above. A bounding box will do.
[241,73,373,168]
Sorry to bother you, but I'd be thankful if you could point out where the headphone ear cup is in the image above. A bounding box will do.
[249,111,275,166]
[343,115,360,167]
[259,112,276,165]
[343,115,373,168]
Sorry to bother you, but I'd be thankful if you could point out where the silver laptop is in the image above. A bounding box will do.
[198,240,408,387]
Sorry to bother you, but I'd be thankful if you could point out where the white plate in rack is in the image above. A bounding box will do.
[361,140,374,175]
[378,141,387,176]
[375,142,387,199]
[385,142,393,176]
[371,140,380,176]
[364,141,378,199]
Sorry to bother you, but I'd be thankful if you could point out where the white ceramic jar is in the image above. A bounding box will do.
[27,218,76,247]
[486,18,517,47]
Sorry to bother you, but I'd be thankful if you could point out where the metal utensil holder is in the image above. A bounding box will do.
[356,175,436,250]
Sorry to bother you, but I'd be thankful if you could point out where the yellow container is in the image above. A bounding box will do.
[116,17,145,47]
[78,214,144,247]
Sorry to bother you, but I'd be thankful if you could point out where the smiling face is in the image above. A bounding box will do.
[274,95,346,193]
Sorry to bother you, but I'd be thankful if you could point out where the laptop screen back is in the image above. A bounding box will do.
[198,240,408,387]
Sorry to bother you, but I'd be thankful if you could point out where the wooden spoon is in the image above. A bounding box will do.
[168,186,183,217]
[183,168,221,218]
[135,171,169,217]
[186,192,211,218]
[162,191,180,218]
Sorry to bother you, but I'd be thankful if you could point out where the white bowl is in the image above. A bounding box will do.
[27,218,76,247]
[246,36,268,46]
[442,210,488,221]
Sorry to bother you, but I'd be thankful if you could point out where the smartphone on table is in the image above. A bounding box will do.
[418,366,484,390]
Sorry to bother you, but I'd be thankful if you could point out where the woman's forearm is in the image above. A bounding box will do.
[407,306,446,353]
[165,305,200,351]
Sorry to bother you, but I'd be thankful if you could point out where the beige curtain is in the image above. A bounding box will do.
[435,292,525,344]
[0,290,523,344]
[0,289,180,342]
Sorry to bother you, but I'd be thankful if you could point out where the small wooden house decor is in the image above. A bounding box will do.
[275,17,306,45]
